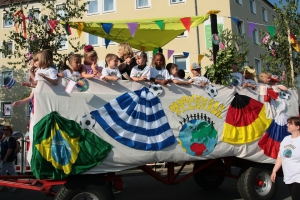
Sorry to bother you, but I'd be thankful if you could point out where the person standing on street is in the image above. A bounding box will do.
[271,116,300,200]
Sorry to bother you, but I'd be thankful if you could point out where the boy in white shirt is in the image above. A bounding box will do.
[101,53,122,81]
[190,65,210,87]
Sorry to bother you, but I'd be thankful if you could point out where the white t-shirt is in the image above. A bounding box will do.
[62,69,81,79]
[130,65,151,80]
[101,68,122,79]
[35,67,58,81]
[279,135,300,184]
[192,76,211,85]
[150,68,170,80]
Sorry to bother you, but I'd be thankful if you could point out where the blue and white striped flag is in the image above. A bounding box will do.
[90,87,176,151]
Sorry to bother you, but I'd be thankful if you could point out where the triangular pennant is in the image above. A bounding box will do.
[153,48,159,55]
[183,52,189,58]
[198,54,204,63]
[101,23,113,35]
[65,23,72,35]
[180,17,191,32]
[248,22,257,38]
[48,20,59,31]
[105,38,110,49]
[74,22,84,38]
[167,49,174,59]
[290,33,300,52]
[229,17,239,27]
[267,26,275,38]
[154,20,164,30]
[127,22,139,38]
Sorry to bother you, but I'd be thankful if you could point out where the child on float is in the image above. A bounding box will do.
[130,51,151,82]
[190,64,210,87]
[82,45,102,79]
[150,53,170,85]
[22,53,39,88]
[269,75,288,92]
[167,63,193,85]
[101,53,122,81]
[58,53,83,81]
[241,66,258,90]
[230,63,243,86]
[117,43,137,80]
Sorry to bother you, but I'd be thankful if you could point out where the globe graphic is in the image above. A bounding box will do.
[178,119,217,156]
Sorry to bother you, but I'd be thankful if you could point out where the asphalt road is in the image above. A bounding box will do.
[0,165,292,200]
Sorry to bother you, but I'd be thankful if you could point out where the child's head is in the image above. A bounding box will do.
[287,116,300,129]
[118,43,133,59]
[269,74,279,86]
[69,53,82,71]
[190,64,201,76]
[37,49,53,68]
[84,45,98,65]
[242,66,257,83]
[105,53,119,69]
[167,63,178,76]
[151,53,166,69]
[178,69,185,79]
[259,71,271,84]
[136,51,147,66]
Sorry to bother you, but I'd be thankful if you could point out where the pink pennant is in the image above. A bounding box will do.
[127,22,139,38]
[219,42,225,50]
[167,50,174,59]
[180,17,191,32]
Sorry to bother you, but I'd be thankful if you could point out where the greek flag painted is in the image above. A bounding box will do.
[90,87,177,151]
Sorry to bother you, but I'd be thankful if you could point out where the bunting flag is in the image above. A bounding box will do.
[180,17,191,32]
[183,52,189,58]
[4,78,16,89]
[74,22,84,38]
[267,25,275,38]
[198,54,204,63]
[14,10,27,39]
[31,111,113,179]
[154,20,164,30]
[101,23,113,35]
[65,22,72,35]
[127,22,139,38]
[168,50,174,59]
[65,80,76,93]
[222,93,272,144]
[48,20,59,31]
[104,38,110,49]
[290,33,300,52]
[153,48,159,55]
[248,22,257,38]
[90,87,177,151]
[229,17,239,27]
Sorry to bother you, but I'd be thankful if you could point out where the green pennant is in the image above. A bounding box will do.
[154,20,164,30]
[153,48,159,55]
[267,26,275,38]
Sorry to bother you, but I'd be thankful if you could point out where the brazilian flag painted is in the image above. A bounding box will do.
[31,111,113,179]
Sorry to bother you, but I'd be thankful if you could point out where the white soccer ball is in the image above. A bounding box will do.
[205,84,218,98]
[279,91,290,100]
[79,114,96,130]
[149,83,163,96]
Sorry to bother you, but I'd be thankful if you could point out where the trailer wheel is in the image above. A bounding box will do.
[55,179,114,200]
[193,160,225,189]
[237,167,277,200]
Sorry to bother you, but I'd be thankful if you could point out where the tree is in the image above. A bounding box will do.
[204,29,249,85]
[259,0,300,88]
[0,0,88,69]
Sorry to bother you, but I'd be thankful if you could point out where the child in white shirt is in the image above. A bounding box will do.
[101,53,122,81]
[190,65,210,87]
[130,52,151,82]
[150,53,170,85]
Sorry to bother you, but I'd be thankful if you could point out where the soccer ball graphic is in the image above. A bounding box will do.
[149,83,163,96]
[79,114,96,130]
[279,91,290,100]
[205,84,218,98]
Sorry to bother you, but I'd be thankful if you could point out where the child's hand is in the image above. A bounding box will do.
[91,62,97,71]
[199,82,207,87]
[188,79,194,83]
[58,72,64,77]
[113,76,119,82]
[162,80,168,85]
[12,101,20,107]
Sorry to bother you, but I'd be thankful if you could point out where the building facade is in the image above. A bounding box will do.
[0,0,276,132]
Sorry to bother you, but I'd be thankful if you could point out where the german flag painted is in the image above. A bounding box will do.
[222,93,272,144]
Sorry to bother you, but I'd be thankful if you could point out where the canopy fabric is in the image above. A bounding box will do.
[66,14,209,51]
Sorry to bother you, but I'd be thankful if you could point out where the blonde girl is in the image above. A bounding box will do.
[117,43,137,79]
[242,66,258,90]
[35,49,58,85]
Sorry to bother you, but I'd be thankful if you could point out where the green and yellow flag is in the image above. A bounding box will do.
[31,111,113,179]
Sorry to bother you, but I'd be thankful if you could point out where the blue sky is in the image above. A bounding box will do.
[268,0,300,12]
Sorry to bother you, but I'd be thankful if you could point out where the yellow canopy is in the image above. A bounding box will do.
[65,14,210,51]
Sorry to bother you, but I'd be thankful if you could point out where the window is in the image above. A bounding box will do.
[56,4,66,18]
[173,55,188,71]
[2,41,13,58]
[136,0,150,9]
[177,30,188,38]
[272,14,276,21]
[254,58,261,75]
[262,7,268,22]
[28,9,40,20]
[235,0,242,5]
[88,34,101,46]
[58,35,68,50]
[170,0,185,4]
[87,0,98,14]
[249,0,256,14]
[3,14,14,28]
[103,0,115,13]
[252,29,258,44]
[237,19,244,35]
[1,102,12,117]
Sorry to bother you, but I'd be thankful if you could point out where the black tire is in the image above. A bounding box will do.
[193,159,225,189]
[237,167,277,200]
[55,176,114,200]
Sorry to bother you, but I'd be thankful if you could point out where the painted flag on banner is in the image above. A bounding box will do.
[65,80,76,93]
[31,111,113,179]
[90,87,177,151]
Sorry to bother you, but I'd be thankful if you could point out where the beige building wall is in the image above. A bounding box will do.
[0,0,275,132]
